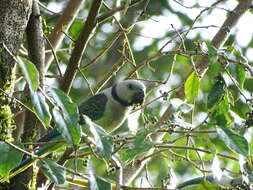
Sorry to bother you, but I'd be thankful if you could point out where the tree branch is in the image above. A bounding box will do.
[122,0,252,186]
[196,0,252,76]
[45,0,86,71]
[60,0,103,94]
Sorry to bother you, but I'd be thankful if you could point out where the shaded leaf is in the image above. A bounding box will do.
[207,75,226,110]
[135,128,155,146]
[208,61,222,78]
[214,93,230,115]
[50,88,81,147]
[123,0,131,15]
[30,91,51,127]
[83,115,113,158]
[216,125,249,156]
[88,171,111,190]
[17,57,39,92]
[0,142,24,177]
[234,50,247,63]
[215,113,231,126]
[121,141,154,163]
[184,72,200,103]
[207,44,218,56]
[39,158,65,184]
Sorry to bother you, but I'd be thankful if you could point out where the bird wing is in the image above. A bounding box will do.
[79,93,108,124]
[36,93,108,143]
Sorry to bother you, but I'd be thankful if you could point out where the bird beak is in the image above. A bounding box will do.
[132,89,145,106]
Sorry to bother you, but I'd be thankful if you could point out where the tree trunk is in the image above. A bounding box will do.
[0,0,32,140]
[0,0,32,189]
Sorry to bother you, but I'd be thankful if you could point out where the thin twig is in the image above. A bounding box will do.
[155,144,238,161]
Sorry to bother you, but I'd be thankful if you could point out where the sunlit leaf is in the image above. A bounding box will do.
[197,180,220,190]
[211,155,223,181]
[225,45,234,53]
[184,71,200,103]
[17,57,39,92]
[50,88,81,147]
[235,64,246,89]
[39,158,66,184]
[83,115,113,158]
[0,142,24,177]
[30,91,51,127]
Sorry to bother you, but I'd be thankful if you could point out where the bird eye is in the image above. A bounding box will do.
[128,84,133,89]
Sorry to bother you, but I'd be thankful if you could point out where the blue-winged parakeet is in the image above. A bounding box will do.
[1,80,146,182]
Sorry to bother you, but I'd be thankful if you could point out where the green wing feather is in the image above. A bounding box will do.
[79,93,107,124]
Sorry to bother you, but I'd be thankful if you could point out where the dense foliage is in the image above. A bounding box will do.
[0,0,253,189]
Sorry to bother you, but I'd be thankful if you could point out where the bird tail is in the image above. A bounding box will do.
[0,133,63,183]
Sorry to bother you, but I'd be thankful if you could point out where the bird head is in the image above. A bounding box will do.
[112,80,146,107]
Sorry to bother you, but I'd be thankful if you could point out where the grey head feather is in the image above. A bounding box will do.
[112,80,146,107]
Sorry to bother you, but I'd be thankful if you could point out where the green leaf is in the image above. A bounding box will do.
[39,158,66,184]
[184,72,200,103]
[123,0,131,15]
[17,57,39,92]
[207,44,218,56]
[88,172,111,190]
[214,93,230,115]
[170,98,193,113]
[0,142,24,177]
[225,45,235,53]
[208,61,222,76]
[197,180,220,190]
[30,91,51,127]
[215,113,231,127]
[121,141,154,163]
[178,102,194,113]
[216,125,249,156]
[83,116,114,158]
[235,64,246,89]
[50,88,81,147]
[18,57,51,127]
[207,75,226,110]
[134,128,155,146]
[234,50,247,63]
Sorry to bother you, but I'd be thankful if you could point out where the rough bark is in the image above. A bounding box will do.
[11,0,46,189]
[0,0,32,140]
[0,0,32,189]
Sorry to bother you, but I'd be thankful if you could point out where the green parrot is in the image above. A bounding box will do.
[0,80,146,182]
